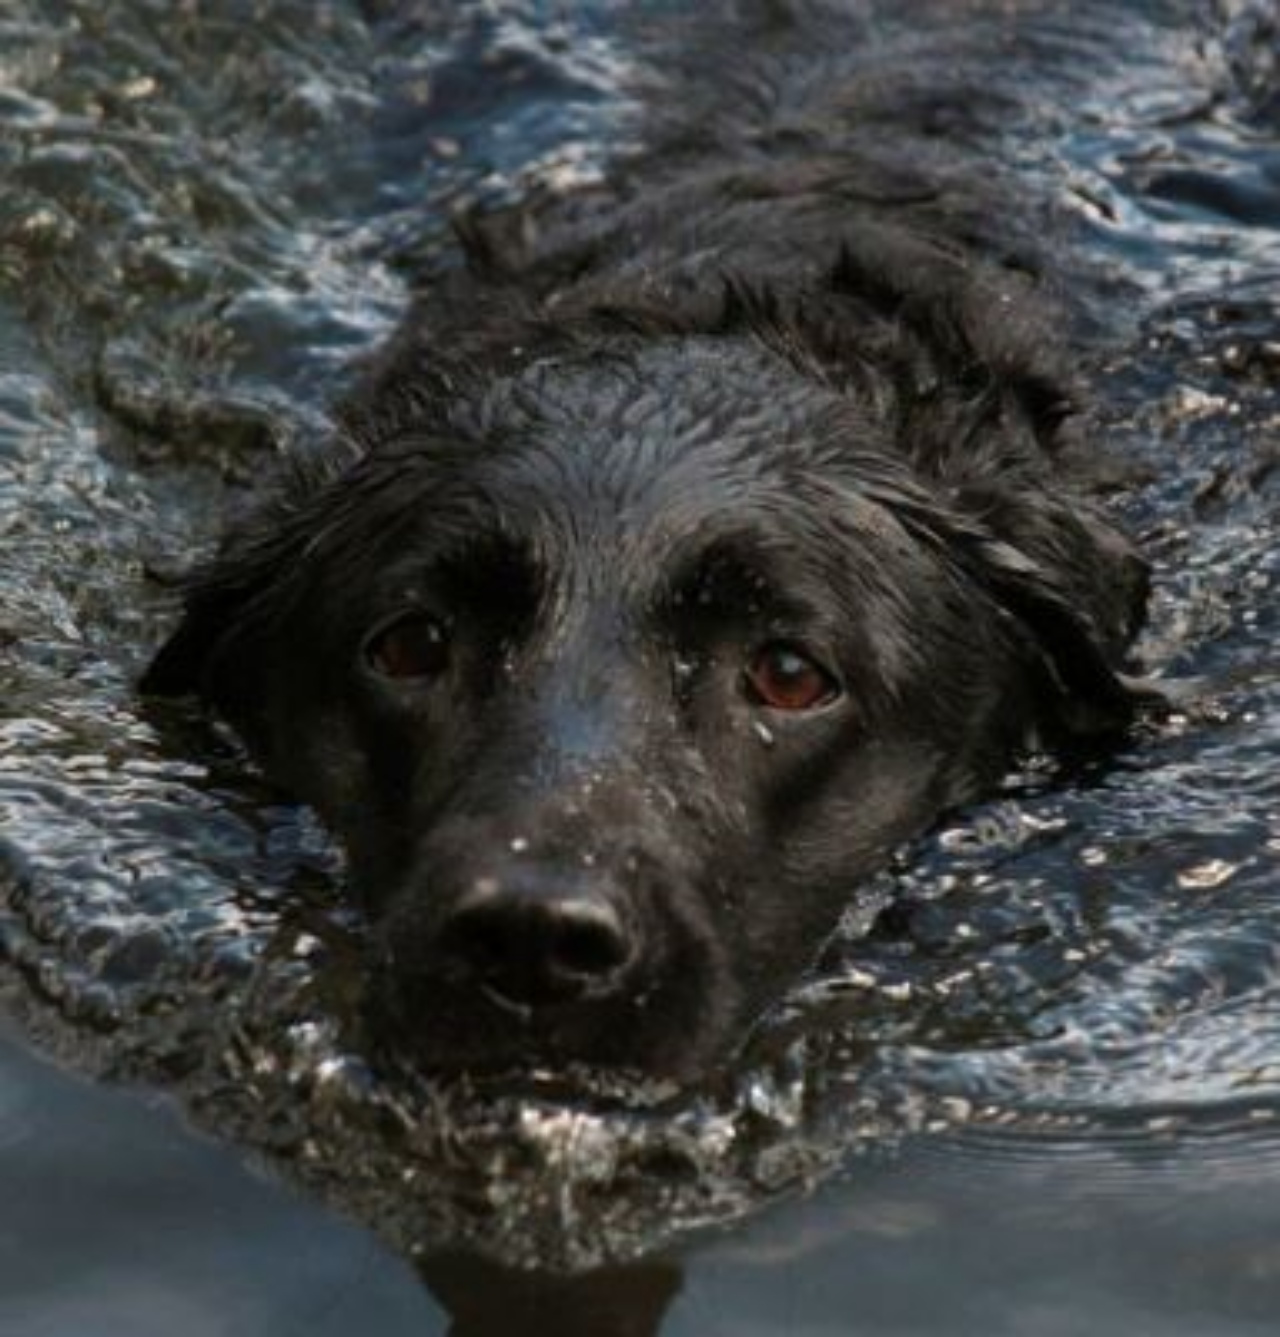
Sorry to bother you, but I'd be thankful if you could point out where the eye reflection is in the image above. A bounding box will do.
[743,641,840,712]
[365,614,451,681]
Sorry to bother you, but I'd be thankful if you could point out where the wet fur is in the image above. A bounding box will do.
[143,1,1152,1076]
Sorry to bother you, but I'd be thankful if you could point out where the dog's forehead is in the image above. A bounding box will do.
[346,337,914,623]
[441,338,865,538]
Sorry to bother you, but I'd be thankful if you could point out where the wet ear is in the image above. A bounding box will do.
[949,518,1151,738]
[138,451,346,705]
[890,484,1155,739]
[139,586,244,699]
[138,516,303,709]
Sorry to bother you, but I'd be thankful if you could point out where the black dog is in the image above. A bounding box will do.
[143,4,1151,1077]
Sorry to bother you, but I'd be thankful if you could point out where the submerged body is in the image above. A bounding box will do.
[144,1,1151,1076]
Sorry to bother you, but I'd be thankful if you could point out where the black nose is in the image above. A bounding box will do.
[437,879,634,1008]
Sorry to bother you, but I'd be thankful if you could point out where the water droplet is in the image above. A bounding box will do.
[292,932,322,960]
[1177,859,1236,890]
[940,1097,972,1122]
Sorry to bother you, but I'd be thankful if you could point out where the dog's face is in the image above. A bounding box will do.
[145,316,1147,1077]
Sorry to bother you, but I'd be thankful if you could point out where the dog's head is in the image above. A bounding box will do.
[143,250,1149,1077]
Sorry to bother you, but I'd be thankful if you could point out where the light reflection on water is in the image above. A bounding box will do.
[0,0,1278,1323]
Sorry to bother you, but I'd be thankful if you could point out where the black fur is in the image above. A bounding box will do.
[143,2,1152,1077]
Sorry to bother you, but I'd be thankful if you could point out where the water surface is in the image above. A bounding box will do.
[1,0,1278,1330]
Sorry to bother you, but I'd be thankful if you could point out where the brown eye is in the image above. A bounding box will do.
[366,614,450,680]
[744,642,840,712]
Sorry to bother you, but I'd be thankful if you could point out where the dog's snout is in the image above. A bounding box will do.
[436,875,634,1008]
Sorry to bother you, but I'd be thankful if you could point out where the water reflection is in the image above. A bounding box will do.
[0,0,1278,1307]
[418,1254,681,1337]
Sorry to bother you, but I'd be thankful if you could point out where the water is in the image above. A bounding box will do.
[0,0,1278,1329]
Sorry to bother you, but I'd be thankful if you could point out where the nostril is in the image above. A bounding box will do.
[437,885,633,1007]
[548,903,631,977]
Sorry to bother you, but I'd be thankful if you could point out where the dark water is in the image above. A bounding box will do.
[1,0,1278,1331]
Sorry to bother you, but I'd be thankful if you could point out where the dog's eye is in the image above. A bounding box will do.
[744,642,840,712]
[366,614,451,680]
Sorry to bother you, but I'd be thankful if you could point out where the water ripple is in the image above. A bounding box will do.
[1,0,1278,1270]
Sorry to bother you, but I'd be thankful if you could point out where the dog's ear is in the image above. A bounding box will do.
[138,520,302,713]
[880,480,1154,740]
[827,234,1157,737]
[140,589,236,699]
[955,507,1151,738]
[955,492,1153,738]
[139,575,275,703]
[140,439,362,704]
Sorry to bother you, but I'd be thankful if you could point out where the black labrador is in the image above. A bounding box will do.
[143,2,1153,1078]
